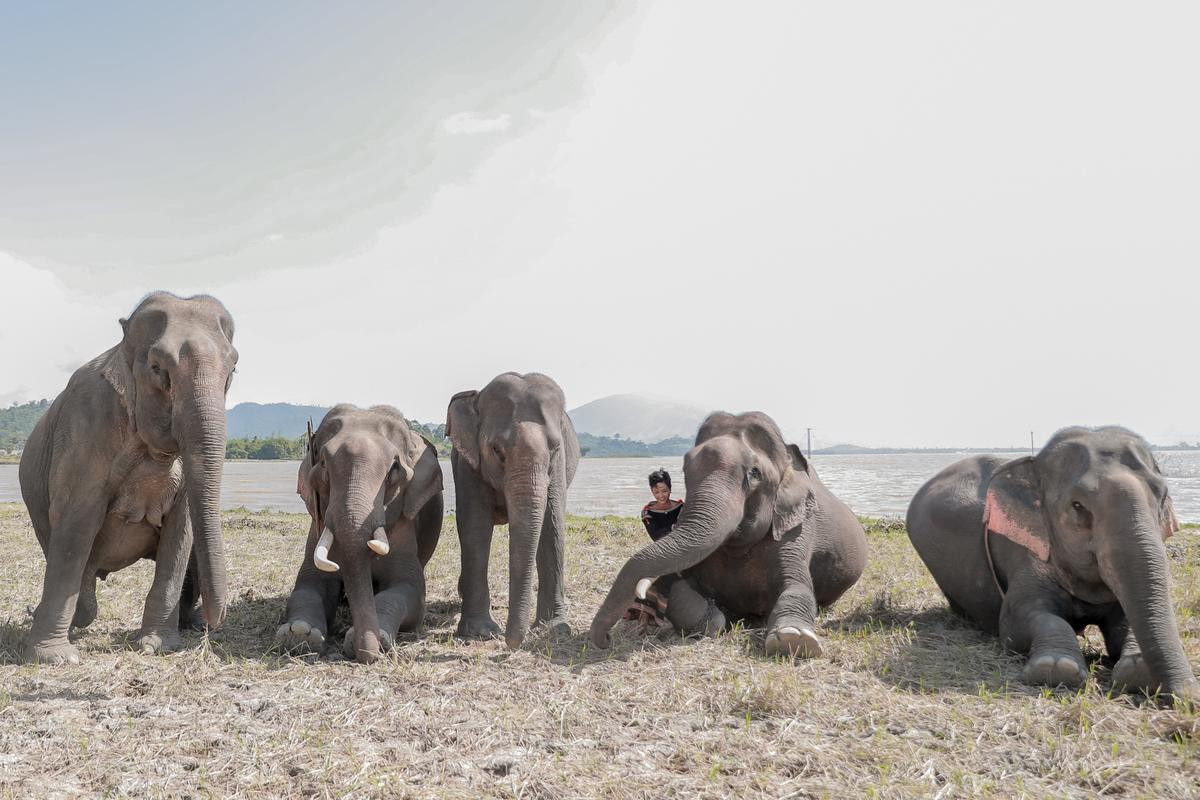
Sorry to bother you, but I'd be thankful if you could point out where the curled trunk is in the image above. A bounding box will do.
[590,474,742,648]
[177,365,229,629]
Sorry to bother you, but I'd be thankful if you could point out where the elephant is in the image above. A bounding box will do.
[446,372,580,649]
[275,404,443,663]
[906,426,1199,703]
[590,411,868,658]
[18,292,237,664]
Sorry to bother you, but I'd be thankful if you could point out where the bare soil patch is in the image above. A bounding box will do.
[0,504,1197,798]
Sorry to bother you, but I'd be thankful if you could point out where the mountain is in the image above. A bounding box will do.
[567,394,710,443]
[226,402,331,438]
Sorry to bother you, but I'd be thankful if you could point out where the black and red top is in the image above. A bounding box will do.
[641,499,684,541]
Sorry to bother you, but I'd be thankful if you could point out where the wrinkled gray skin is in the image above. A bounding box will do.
[276,405,443,664]
[18,292,237,664]
[590,412,868,658]
[447,373,579,649]
[907,427,1198,704]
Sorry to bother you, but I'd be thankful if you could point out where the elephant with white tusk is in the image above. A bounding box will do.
[275,405,443,664]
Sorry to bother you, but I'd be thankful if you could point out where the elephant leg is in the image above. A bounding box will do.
[134,500,192,655]
[534,475,569,637]
[23,496,109,664]
[277,521,340,654]
[71,568,99,630]
[177,552,204,631]
[1000,590,1088,688]
[765,581,822,659]
[666,578,726,638]
[366,543,427,650]
[1102,615,1156,695]
[765,532,823,659]
[453,463,501,639]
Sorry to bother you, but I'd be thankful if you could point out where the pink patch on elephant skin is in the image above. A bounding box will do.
[984,489,1050,561]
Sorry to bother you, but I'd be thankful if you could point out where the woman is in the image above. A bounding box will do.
[641,468,684,540]
[626,469,684,631]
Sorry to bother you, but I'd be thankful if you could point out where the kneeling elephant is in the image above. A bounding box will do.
[590,411,868,657]
[906,426,1199,704]
[276,405,443,663]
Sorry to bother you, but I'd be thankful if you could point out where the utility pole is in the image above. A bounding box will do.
[807,428,813,459]
[1030,431,1035,456]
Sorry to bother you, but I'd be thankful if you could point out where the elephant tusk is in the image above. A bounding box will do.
[635,578,653,600]
[367,526,390,556]
[314,527,339,572]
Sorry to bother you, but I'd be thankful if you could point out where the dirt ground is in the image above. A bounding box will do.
[0,503,1197,799]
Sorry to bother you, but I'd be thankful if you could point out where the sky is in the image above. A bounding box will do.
[3,2,1199,448]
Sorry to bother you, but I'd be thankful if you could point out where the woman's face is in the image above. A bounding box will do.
[651,481,671,504]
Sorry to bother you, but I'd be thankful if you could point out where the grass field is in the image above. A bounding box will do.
[0,503,1197,799]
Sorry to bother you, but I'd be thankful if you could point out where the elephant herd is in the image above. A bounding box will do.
[14,293,1200,706]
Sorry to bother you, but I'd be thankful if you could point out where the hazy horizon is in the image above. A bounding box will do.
[4,2,1199,448]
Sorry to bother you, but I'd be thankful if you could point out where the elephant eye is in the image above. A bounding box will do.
[1070,500,1092,529]
[492,444,506,464]
[748,466,762,480]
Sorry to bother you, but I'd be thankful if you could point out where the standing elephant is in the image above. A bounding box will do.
[906,427,1198,703]
[446,372,579,649]
[275,405,443,663]
[18,292,237,664]
[590,412,868,658]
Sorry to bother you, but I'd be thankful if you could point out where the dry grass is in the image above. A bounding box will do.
[0,504,1197,799]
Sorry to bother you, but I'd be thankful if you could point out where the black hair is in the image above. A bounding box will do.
[648,469,671,490]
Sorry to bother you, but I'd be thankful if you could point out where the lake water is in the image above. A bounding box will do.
[4,451,1200,522]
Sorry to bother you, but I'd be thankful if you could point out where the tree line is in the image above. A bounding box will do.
[225,420,452,460]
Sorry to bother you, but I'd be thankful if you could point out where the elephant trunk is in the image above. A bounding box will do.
[330,475,385,664]
[590,472,743,648]
[1096,491,1198,702]
[177,361,229,629]
[503,456,550,650]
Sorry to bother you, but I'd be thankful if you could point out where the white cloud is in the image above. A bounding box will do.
[442,112,514,135]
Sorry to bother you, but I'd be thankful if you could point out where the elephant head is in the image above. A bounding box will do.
[103,292,237,629]
[447,373,572,648]
[297,405,442,662]
[984,426,1196,699]
[590,411,816,648]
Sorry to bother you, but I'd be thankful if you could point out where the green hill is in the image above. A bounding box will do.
[0,399,51,452]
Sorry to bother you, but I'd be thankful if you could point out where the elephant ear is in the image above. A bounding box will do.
[983,457,1051,561]
[772,443,818,540]
[446,389,481,470]
[296,459,314,516]
[400,433,444,520]
[1162,494,1180,541]
[101,339,138,431]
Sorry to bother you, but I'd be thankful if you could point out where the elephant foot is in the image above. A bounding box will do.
[72,595,98,630]
[765,626,823,659]
[178,599,206,631]
[1023,652,1087,688]
[342,627,385,663]
[541,617,571,640]
[274,619,327,654]
[133,628,183,655]
[22,639,81,665]
[1111,652,1160,696]
[456,614,502,640]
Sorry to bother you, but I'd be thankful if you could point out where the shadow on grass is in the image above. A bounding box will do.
[825,599,1131,700]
